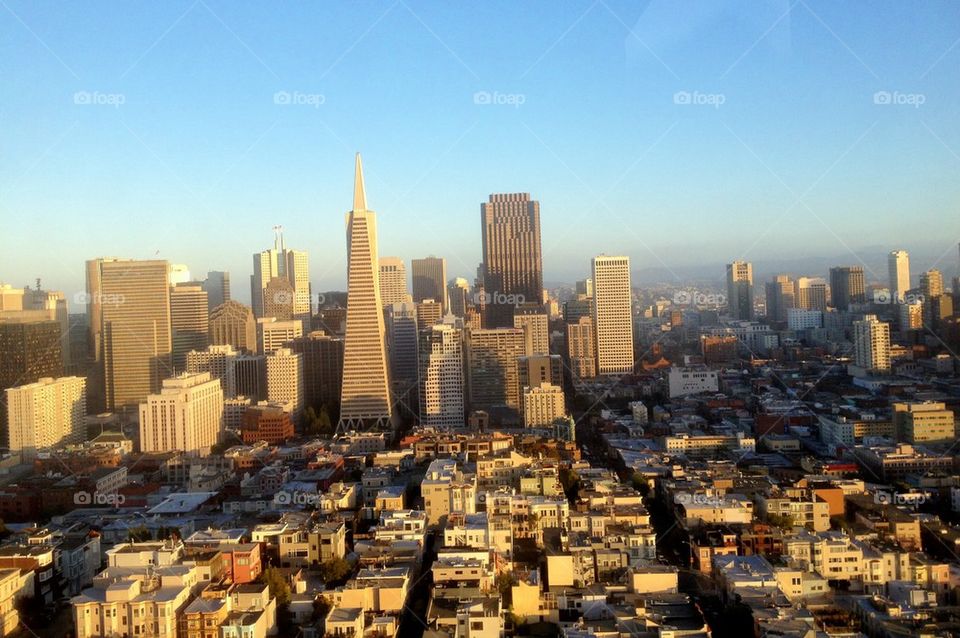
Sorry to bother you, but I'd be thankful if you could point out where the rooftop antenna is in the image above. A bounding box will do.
[273,225,284,252]
[35,278,41,291]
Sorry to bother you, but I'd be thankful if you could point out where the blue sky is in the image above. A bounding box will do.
[2,0,959,303]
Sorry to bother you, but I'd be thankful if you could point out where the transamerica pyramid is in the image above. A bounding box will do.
[337,153,393,431]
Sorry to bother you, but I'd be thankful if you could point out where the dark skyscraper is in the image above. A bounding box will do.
[411,256,448,311]
[0,318,64,441]
[829,266,866,311]
[481,193,543,328]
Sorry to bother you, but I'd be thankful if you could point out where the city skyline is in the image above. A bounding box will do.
[3,1,960,298]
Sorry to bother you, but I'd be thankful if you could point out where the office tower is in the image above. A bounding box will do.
[287,331,344,409]
[338,154,392,430]
[481,193,543,327]
[592,256,634,375]
[251,228,310,319]
[6,376,86,458]
[169,283,209,371]
[563,297,593,324]
[257,317,303,355]
[466,327,525,412]
[1,284,72,368]
[764,275,795,323]
[513,304,550,355]
[379,257,409,307]
[232,354,266,400]
[829,267,866,311]
[209,301,257,353]
[314,306,347,336]
[566,316,596,381]
[241,404,294,444]
[139,372,223,457]
[412,256,448,311]
[201,271,231,312]
[888,250,910,302]
[447,278,470,318]
[0,317,64,440]
[522,383,565,428]
[416,299,443,331]
[86,258,172,411]
[518,354,563,389]
[386,302,420,394]
[899,300,923,332]
[929,294,954,332]
[920,269,944,300]
[419,322,465,430]
[186,344,240,395]
[265,348,304,420]
[794,277,828,312]
[262,277,295,321]
[853,314,891,373]
[725,261,754,320]
[575,278,593,298]
[893,402,956,444]
[285,249,311,318]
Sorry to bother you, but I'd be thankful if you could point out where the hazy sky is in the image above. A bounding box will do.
[3,1,959,304]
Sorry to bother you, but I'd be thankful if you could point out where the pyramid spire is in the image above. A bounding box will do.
[353,152,367,212]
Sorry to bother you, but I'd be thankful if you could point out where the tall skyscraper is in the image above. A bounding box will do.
[379,257,409,307]
[86,258,172,411]
[513,304,550,355]
[338,154,392,430]
[725,261,754,320]
[829,266,866,311]
[522,383,565,428]
[0,317,64,440]
[412,256,448,311]
[794,277,828,312]
[6,376,86,458]
[386,302,420,395]
[139,372,223,457]
[566,316,596,381]
[481,193,543,327]
[209,301,257,353]
[592,256,634,375]
[265,347,304,420]
[764,275,795,323]
[287,331,344,409]
[170,283,209,371]
[888,250,910,303]
[466,327,525,412]
[415,299,443,331]
[419,322,465,430]
[201,271,231,312]
[257,317,303,355]
[447,278,470,318]
[920,269,944,300]
[251,229,310,319]
[853,315,891,373]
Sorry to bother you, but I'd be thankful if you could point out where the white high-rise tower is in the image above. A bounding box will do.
[888,250,910,303]
[338,154,393,431]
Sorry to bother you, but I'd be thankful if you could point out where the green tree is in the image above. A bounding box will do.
[128,525,151,542]
[260,567,292,606]
[318,558,353,585]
